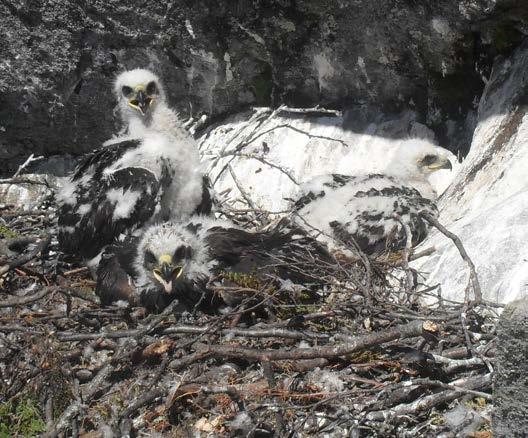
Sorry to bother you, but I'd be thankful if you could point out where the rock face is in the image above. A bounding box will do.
[493,298,528,436]
[0,174,58,210]
[1,0,527,175]
[413,40,528,304]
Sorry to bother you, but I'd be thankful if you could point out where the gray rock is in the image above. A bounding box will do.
[75,368,93,383]
[412,39,528,305]
[493,298,528,437]
[0,173,58,210]
[1,0,527,174]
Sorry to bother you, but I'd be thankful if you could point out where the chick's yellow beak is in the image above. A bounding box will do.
[127,86,154,115]
[152,254,184,294]
[428,156,453,171]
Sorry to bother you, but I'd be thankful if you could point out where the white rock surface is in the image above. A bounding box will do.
[199,108,458,213]
[413,42,528,305]
[0,174,58,210]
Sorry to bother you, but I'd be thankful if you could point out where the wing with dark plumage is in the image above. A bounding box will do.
[95,237,141,306]
[204,223,331,281]
[194,176,214,216]
[293,173,438,255]
[293,174,357,211]
[70,139,140,182]
[58,140,170,260]
[204,226,289,268]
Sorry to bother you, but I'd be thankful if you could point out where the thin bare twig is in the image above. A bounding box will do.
[0,178,50,186]
[0,286,57,308]
[277,105,342,117]
[0,234,51,275]
[392,213,414,296]
[366,373,491,421]
[421,213,482,303]
[12,154,45,178]
[206,320,433,362]
[221,152,299,185]
[228,164,260,211]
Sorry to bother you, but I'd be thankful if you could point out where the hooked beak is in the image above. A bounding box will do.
[152,260,184,294]
[127,89,154,116]
[429,157,453,171]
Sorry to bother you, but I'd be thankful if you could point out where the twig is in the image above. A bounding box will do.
[0,209,53,217]
[366,373,491,421]
[409,247,435,261]
[221,152,299,185]
[12,153,44,178]
[277,105,342,117]
[168,350,212,371]
[0,178,50,186]
[228,164,259,211]
[206,320,433,362]
[408,378,492,400]
[0,286,57,308]
[430,354,488,373]
[241,123,351,150]
[163,325,329,340]
[58,299,181,342]
[62,267,90,277]
[0,234,51,275]
[262,360,286,434]
[421,213,482,303]
[43,356,115,438]
[119,387,166,421]
[57,324,329,342]
[392,213,414,296]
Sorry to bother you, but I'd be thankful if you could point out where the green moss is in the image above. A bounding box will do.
[430,412,445,426]
[275,304,319,320]
[465,397,488,410]
[0,398,46,437]
[0,226,18,239]
[350,350,382,363]
[220,271,262,290]
[45,369,74,421]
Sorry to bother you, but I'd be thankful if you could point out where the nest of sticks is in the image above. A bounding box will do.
[0,184,498,438]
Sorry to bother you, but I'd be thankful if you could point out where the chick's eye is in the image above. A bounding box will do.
[122,85,133,97]
[422,154,437,165]
[146,81,158,95]
[145,250,157,265]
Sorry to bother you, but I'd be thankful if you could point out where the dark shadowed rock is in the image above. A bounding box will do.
[0,0,527,174]
[493,298,528,437]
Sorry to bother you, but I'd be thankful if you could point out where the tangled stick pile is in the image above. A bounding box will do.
[0,190,497,437]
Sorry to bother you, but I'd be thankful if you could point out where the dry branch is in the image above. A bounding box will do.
[366,373,492,422]
[205,320,434,362]
[392,213,414,294]
[277,105,342,117]
[12,153,45,178]
[0,234,51,275]
[0,285,57,308]
[421,213,482,303]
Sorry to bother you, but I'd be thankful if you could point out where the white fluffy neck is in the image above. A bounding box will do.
[125,102,187,139]
[380,159,437,200]
[404,176,437,199]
